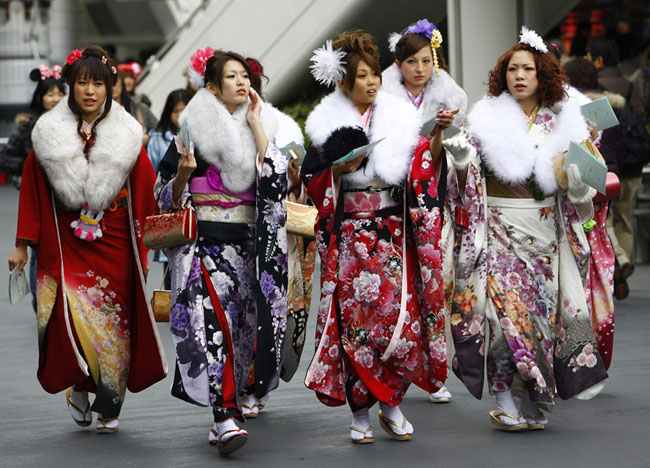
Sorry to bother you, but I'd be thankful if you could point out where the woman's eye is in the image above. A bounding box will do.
[407,59,415,64]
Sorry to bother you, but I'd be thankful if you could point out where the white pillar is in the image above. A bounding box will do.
[446,0,520,106]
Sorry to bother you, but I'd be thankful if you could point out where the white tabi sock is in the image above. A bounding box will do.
[520,391,548,424]
[378,403,413,435]
[495,390,525,425]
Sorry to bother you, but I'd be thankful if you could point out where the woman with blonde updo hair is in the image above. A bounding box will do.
[301,30,448,443]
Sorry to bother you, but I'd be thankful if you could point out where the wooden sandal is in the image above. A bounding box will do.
[378,410,412,441]
[65,388,92,427]
[96,416,119,434]
[489,410,528,432]
[350,425,374,444]
[522,412,546,430]
[209,427,248,456]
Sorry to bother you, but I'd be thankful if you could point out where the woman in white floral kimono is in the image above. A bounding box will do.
[445,27,608,431]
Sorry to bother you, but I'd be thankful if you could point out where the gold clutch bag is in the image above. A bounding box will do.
[151,289,170,322]
[286,201,318,239]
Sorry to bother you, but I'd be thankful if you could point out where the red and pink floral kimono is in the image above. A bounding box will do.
[301,88,447,409]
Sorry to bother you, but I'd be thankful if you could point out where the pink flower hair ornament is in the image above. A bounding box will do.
[189,46,215,88]
[65,49,82,66]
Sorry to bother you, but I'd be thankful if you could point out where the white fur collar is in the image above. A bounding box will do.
[305,88,420,185]
[467,92,589,194]
[381,63,468,126]
[32,99,143,211]
[179,88,277,194]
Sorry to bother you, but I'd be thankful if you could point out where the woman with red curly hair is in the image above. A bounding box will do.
[444,27,608,431]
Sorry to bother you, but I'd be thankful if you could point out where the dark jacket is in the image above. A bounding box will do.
[598,66,647,177]
[0,113,39,188]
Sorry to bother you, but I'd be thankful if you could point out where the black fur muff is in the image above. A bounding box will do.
[321,126,369,169]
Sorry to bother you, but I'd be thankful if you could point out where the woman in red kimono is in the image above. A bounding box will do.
[301,31,448,444]
[8,46,167,434]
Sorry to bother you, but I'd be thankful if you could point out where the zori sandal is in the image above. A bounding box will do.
[209,426,248,456]
[96,416,119,434]
[522,412,547,431]
[65,388,92,427]
[350,425,374,444]
[489,410,528,432]
[378,410,413,441]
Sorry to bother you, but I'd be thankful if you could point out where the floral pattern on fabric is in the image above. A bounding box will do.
[156,142,288,416]
[304,138,447,408]
[583,202,615,369]
[448,114,608,403]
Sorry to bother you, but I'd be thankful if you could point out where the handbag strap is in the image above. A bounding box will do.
[159,261,170,290]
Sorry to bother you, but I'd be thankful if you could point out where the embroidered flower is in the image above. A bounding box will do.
[354,347,374,368]
[260,271,276,298]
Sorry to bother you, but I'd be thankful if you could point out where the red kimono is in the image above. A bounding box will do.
[17,102,167,419]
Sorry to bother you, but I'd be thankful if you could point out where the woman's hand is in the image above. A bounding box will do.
[172,146,196,206]
[437,108,459,131]
[247,89,262,126]
[288,158,301,188]
[332,153,366,178]
[8,244,28,275]
[586,120,599,142]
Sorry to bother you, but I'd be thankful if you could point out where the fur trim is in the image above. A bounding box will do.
[565,85,592,107]
[179,88,277,194]
[467,92,589,195]
[381,63,468,126]
[584,90,626,109]
[32,99,143,211]
[305,88,420,185]
[266,104,304,148]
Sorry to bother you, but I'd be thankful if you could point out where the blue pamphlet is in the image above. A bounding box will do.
[580,97,619,131]
[333,138,385,165]
[563,141,607,194]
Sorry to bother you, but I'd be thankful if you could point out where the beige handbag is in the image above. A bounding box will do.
[150,265,170,322]
[286,201,318,239]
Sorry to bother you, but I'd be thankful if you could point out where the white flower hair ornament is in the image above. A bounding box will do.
[519,26,548,53]
[309,40,347,87]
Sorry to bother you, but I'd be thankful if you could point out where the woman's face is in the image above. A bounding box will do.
[212,59,250,113]
[506,50,539,103]
[112,78,122,102]
[74,74,107,122]
[123,74,135,94]
[397,45,434,92]
[170,101,186,130]
[342,60,380,113]
[42,85,65,112]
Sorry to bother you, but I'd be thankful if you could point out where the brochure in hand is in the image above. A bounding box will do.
[279,141,307,165]
[174,118,194,154]
[563,141,607,194]
[420,115,462,138]
[332,138,385,165]
[580,97,619,131]
[8,265,29,306]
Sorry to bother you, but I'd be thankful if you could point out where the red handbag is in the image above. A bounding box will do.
[143,208,197,250]
[593,172,621,203]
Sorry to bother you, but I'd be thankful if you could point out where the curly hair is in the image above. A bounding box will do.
[333,30,382,91]
[488,43,567,107]
[62,45,118,155]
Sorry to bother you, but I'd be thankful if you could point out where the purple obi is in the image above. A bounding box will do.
[189,166,255,208]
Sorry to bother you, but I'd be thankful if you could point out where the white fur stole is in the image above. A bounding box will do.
[381,63,468,126]
[467,92,589,195]
[179,88,277,194]
[32,99,143,211]
[305,88,421,185]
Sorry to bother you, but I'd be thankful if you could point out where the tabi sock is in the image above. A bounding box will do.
[351,408,371,430]
[495,389,524,425]
[379,403,413,435]
[520,391,548,424]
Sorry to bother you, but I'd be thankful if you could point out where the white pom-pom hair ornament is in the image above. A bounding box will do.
[388,32,402,53]
[519,26,548,53]
[309,40,347,87]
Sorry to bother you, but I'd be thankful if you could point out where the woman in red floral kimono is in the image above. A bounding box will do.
[8,46,167,434]
[301,31,447,444]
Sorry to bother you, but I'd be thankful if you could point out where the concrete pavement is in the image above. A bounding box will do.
[0,185,648,468]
